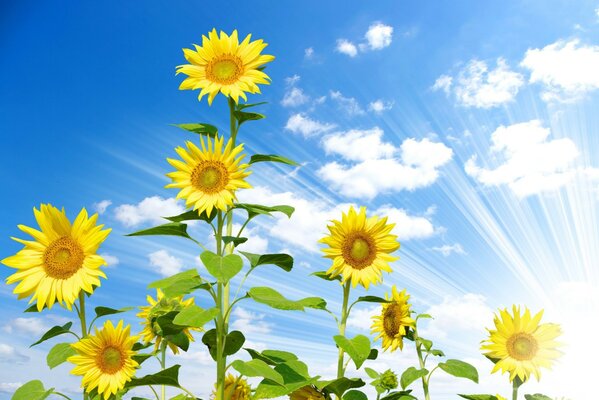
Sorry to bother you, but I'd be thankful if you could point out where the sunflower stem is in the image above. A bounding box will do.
[512,380,519,400]
[336,281,351,384]
[159,340,167,400]
[413,324,430,400]
[77,292,89,400]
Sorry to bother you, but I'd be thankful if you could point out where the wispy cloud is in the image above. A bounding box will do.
[114,196,184,227]
[284,113,336,137]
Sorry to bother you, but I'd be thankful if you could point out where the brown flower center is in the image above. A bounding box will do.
[206,55,244,85]
[383,303,405,338]
[97,346,124,374]
[191,161,229,193]
[341,232,376,270]
[43,236,84,279]
[506,332,538,361]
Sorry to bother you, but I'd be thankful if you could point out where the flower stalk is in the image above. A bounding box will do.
[413,325,431,400]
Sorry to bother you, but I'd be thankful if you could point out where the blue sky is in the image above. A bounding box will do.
[1,1,599,399]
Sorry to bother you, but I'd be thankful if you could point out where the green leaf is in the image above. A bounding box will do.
[429,349,445,357]
[235,203,295,219]
[249,154,299,166]
[355,296,390,304]
[221,236,248,247]
[30,322,73,347]
[364,367,379,379]
[343,390,368,400]
[380,392,418,400]
[367,348,379,360]
[173,305,219,328]
[333,335,371,369]
[248,287,325,311]
[233,110,265,125]
[132,353,154,365]
[125,365,181,389]
[438,359,479,383]
[254,360,318,399]
[173,123,218,137]
[46,342,76,369]
[524,395,553,400]
[400,367,428,390]
[236,101,267,110]
[165,209,217,224]
[202,330,245,360]
[311,271,342,282]
[417,313,433,320]
[24,304,46,313]
[298,297,328,310]
[94,306,133,318]
[458,396,502,400]
[240,252,294,272]
[126,222,196,242]
[148,269,202,297]
[166,331,190,352]
[418,338,433,351]
[132,342,154,351]
[200,251,243,283]
[11,380,53,400]
[321,377,365,398]
[231,359,284,385]
[262,350,299,363]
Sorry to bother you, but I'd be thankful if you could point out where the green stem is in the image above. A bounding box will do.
[51,391,73,400]
[77,292,88,400]
[336,281,351,380]
[413,325,430,400]
[512,380,518,400]
[159,340,167,400]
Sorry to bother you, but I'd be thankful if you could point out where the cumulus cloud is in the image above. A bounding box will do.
[431,243,466,256]
[336,39,358,57]
[329,91,365,116]
[0,382,22,393]
[114,196,184,227]
[364,22,393,50]
[0,344,28,364]
[148,250,183,276]
[431,75,453,94]
[230,307,272,335]
[521,39,599,102]
[281,75,309,107]
[93,200,112,215]
[465,120,599,197]
[322,128,396,162]
[347,306,379,330]
[368,99,393,114]
[3,317,48,336]
[100,253,120,267]
[375,205,436,240]
[284,113,336,137]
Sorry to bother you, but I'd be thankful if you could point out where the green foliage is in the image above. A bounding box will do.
[172,305,219,328]
[379,391,418,400]
[319,377,365,398]
[249,154,299,166]
[46,342,76,369]
[148,269,203,297]
[343,390,368,400]
[30,322,73,347]
[221,236,248,247]
[254,359,319,399]
[200,251,243,283]
[524,395,553,400]
[125,365,182,389]
[311,271,342,282]
[127,222,196,242]
[333,335,371,369]
[234,203,295,219]
[438,359,479,383]
[11,380,53,400]
[248,287,326,311]
[355,295,390,304]
[165,209,217,224]
[173,123,218,137]
[231,359,284,385]
[233,110,265,125]
[400,367,429,390]
[202,329,246,360]
[94,306,133,318]
[459,396,502,400]
[239,251,294,272]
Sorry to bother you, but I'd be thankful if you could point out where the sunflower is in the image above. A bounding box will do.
[177,29,274,105]
[481,305,562,382]
[319,206,400,288]
[212,374,251,400]
[371,286,415,352]
[137,289,198,354]
[2,204,111,311]
[289,385,326,400]
[68,320,139,400]
[166,135,251,215]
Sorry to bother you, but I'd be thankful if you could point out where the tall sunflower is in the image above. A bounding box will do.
[166,135,251,216]
[371,286,415,352]
[212,374,251,400]
[289,385,326,400]
[137,289,198,354]
[2,204,111,311]
[68,320,139,400]
[481,306,562,382]
[177,29,274,105]
[319,206,400,288]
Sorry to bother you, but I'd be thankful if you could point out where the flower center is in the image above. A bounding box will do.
[97,346,124,374]
[191,161,229,193]
[43,236,84,279]
[206,55,243,85]
[507,333,538,361]
[383,303,405,337]
[341,233,376,270]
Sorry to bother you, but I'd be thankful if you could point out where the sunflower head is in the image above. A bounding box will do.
[481,305,562,382]
[68,320,139,400]
[177,29,275,105]
[212,374,251,400]
[2,204,111,311]
[371,286,415,352]
[378,369,399,391]
[289,385,326,400]
[137,289,198,354]
[320,206,399,289]
[166,135,251,216]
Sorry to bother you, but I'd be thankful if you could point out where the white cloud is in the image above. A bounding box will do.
[521,39,599,102]
[431,74,453,94]
[114,196,184,227]
[368,99,393,114]
[100,253,120,267]
[454,58,524,108]
[329,91,365,116]
[285,75,301,86]
[375,205,436,240]
[3,317,48,336]
[336,39,358,57]
[321,128,396,162]
[347,306,379,330]
[281,87,309,107]
[230,224,269,254]
[465,120,599,197]
[284,113,336,137]
[304,47,314,59]
[230,307,272,335]
[148,249,183,277]
[0,344,28,364]
[319,137,453,199]
[364,22,393,50]
[431,243,466,256]
[0,382,22,393]
[93,200,112,215]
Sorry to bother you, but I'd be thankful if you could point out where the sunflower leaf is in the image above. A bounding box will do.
[172,305,219,329]
[30,322,73,347]
[148,269,202,297]
[248,287,324,311]
[231,359,285,386]
[355,296,390,304]
[165,209,217,224]
[233,110,265,125]
[173,123,218,137]
[236,101,268,111]
[254,360,318,399]
[234,203,295,219]
[343,390,368,400]
[249,154,299,166]
[94,306,134,318]
[524,395,553,400]
[320,377,365,398]
[10,380,53,400]
[438,359,479,383]
[400,367,429,390]
[221,236,248,247]
[379,391,418,400]
[458,395,502,400]
[311,271,342,282]
[200,251,243,283]
[126,222,197,243]
[333,335,371,369]
[125,365,182,389]
[46,342,76,369]
[240,252,294,272]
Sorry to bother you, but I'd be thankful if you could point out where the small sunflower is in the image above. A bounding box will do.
[137,289,198,354]
[481,305,562,382]
[68,320,139,400]
[319,206,400,288]
[2,204,111,311]
[289,385,326,400]
[166,135,251,215]
[212,374,251,400]
[371,286,415,352]
[177,29,274,105]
